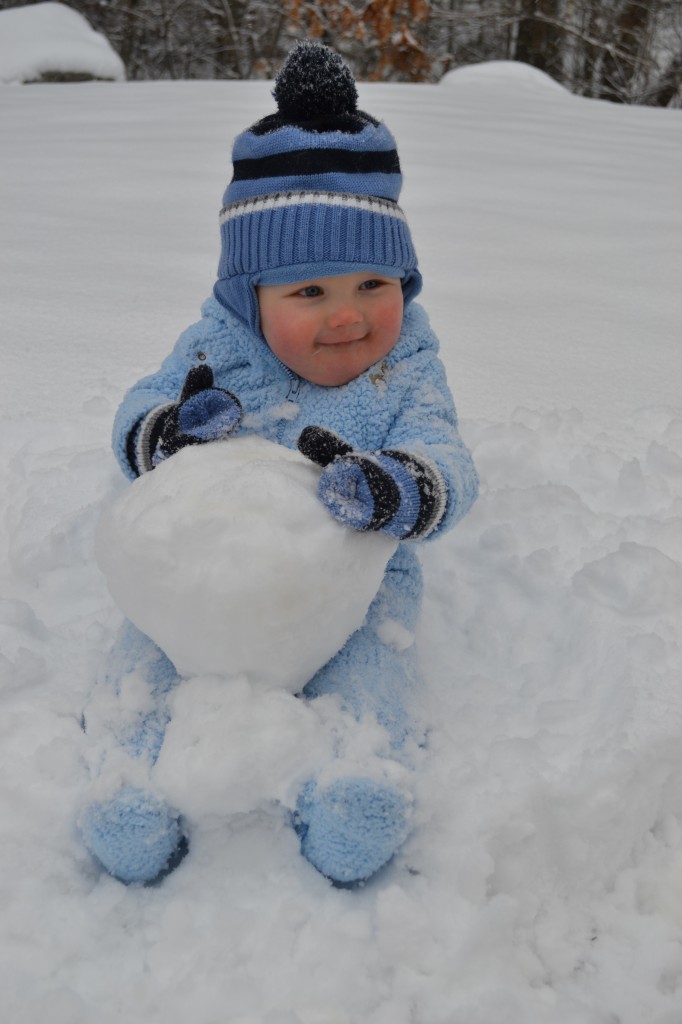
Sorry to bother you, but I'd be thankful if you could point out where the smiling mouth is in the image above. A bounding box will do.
[317,332,368,347]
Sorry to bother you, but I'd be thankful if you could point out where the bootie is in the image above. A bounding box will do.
[295,777,412,886]
[79,786,188,885]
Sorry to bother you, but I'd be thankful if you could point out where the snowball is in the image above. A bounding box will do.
[151,675,334,820]
[96,437,397,691]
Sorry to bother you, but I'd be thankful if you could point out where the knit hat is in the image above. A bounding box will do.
[213,41,422,335]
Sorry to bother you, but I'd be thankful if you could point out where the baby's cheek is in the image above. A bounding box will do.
[375,299,404,342]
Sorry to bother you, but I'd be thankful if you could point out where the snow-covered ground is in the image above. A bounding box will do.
[1,60,682,1024]
[0,2,125,85]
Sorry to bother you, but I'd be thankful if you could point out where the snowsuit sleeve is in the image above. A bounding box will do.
[111,318,215,480]
[381,348,479,539]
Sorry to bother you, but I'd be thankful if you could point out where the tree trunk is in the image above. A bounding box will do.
[599,0,653,103]
[514,0,563,78]
[646,50,682,106]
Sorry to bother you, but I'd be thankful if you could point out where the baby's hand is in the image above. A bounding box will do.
[153,366,242,466]
[297,425,445,540]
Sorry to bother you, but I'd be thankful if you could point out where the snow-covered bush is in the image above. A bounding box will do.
[0,2,124,85]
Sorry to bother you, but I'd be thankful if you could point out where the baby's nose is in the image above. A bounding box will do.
[327,303,363,329]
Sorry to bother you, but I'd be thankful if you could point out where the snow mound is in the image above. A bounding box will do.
[0,2,125,85]
[96,437,397,691]
[151,675,332,821]
[147,673,403,824]
[441,60,568,96]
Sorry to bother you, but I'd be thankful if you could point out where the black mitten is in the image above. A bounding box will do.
[130,365,242,475]
[297,425,447,540]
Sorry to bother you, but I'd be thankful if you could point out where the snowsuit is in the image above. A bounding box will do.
[81,297,478,884]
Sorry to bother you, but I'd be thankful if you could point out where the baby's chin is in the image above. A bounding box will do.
[307,361,373,388]
[306,344,393,387]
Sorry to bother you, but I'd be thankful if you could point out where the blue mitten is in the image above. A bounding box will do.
[131,365,242,475]
[297,425,447,540]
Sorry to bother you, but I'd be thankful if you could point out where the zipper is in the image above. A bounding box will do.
[286,370,301,400]
[276,365,302,443]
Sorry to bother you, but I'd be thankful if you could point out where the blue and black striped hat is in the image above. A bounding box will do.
[214,41,422,334]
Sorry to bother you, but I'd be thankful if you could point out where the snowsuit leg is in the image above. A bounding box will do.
[295,546,424,884]
[90,618,181,763]
[79,620,188,884]
[302,545,424,749]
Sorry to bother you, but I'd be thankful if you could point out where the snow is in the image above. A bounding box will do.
[441,59,570,94]
[149,675,408,830]
[1,58,682,1023]
[97,436,397,689]
[0,2,125,85]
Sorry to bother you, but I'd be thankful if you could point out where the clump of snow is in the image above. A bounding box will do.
[151,675,333,821]
[150,674,408,826]
[96,437,397,690]
[441,60,569,95]
[0,2,125,85]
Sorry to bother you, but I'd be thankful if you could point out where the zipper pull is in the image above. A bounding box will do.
[287,373,301,400]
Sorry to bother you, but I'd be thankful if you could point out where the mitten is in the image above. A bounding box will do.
[131,365,242,475]
[297,425,447,540]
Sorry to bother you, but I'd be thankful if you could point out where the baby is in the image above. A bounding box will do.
[80,41,478,887]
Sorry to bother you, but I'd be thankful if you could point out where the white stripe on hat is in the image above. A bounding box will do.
[219,191,407,226]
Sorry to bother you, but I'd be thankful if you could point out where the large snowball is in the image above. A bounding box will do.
[96,437,397,691]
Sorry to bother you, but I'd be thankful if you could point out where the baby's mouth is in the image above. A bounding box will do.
[316,330,368,347]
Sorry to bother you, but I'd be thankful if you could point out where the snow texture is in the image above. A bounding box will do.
[0,2,125,85]
[1,58,682,1024]
[96,436,397,689]
[441,59,570,95]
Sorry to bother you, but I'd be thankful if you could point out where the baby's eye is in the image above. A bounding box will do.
[359,279,382,291]
[297,285,323,298]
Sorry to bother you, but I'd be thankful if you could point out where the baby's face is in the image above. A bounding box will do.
[257,272,403,387]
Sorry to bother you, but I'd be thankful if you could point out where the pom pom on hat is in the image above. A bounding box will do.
[252,41,374,136]
[273,40,358,121]
[214,41,422,335]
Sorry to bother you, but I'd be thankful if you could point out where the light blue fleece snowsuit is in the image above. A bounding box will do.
[81,297,478,885]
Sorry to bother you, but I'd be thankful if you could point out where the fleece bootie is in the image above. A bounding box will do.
[295,777,411,885]
[79,786,188,885]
